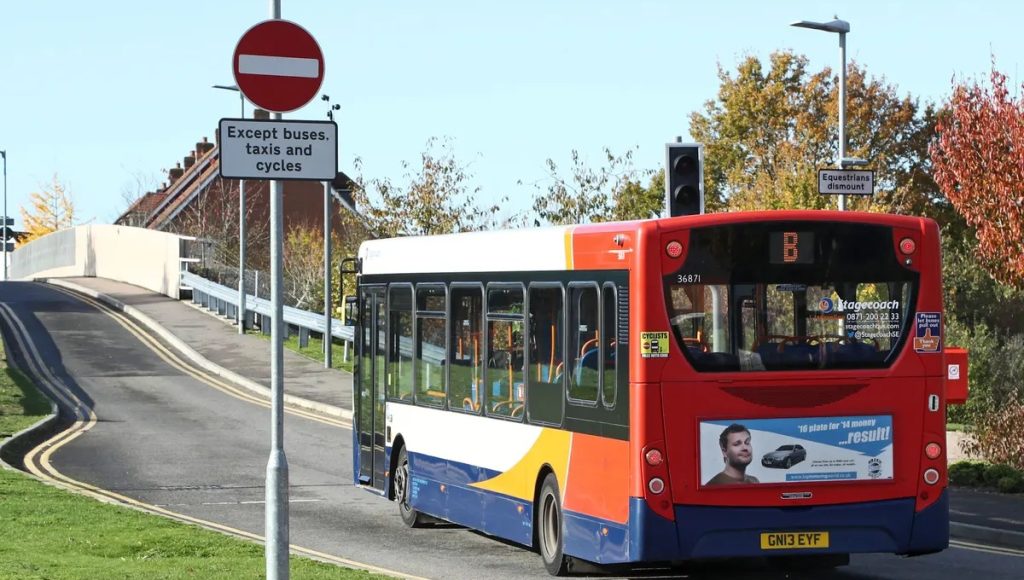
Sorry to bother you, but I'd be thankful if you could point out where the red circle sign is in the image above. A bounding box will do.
[232,20,324,113]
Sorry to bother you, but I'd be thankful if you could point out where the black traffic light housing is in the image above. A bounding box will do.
[664,143,704,217]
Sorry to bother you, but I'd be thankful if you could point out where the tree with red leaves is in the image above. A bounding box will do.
[931,67,1024,288]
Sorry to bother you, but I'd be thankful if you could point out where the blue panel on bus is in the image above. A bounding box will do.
[673,495,928,559]
[564,511,630,564]
[628,492,947,562]
[908,490,949,554]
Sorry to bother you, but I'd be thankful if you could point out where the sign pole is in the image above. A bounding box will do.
[324,180,332,369]
[2,150,7,280]
[265,4,289,580]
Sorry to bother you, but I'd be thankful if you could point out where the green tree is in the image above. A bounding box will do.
[530,147,663,225]
[352,137,516,238]
[690,51,945,217]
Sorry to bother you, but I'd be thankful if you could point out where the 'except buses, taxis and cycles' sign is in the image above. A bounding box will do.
[218,119,338,181]
[640,331,670,358]
[698,415,894,487]
[817,169,874,196]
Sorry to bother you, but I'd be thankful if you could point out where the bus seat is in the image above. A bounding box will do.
[575,348,600,384]
[463,397,478,412]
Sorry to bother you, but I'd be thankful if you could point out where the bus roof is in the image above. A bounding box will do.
[357,211,935,276]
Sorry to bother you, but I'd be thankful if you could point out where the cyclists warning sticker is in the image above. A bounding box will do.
[641,331,670,358]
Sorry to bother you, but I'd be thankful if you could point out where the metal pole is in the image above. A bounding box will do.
[324,180,332,368]
[238,89,247,334]
[266,2,289,579]
[2,150,7,281]
[838,31,847,212]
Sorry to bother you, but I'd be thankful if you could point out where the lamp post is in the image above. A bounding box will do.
[321,95,341,369]
[790,17,855,210]
[213,84,248,334]
[1,149,7,281]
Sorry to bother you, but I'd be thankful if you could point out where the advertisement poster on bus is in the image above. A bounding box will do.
[699,415,893,486]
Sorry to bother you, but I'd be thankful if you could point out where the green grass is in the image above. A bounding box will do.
[0,469,391,579]
[0,340,388,579]
[250,330,354,373]
[0,341,52,438]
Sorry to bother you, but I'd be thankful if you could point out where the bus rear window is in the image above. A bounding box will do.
[664,222,918,372]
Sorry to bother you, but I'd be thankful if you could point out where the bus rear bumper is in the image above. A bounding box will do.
[628,490,949,562]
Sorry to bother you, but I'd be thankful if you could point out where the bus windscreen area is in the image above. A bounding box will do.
[664,222,919,372]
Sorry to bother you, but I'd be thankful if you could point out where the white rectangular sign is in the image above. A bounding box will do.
[818,169,874,196]
[218,118,337,181]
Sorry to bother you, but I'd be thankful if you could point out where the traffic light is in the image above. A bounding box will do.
[664,143,704,217]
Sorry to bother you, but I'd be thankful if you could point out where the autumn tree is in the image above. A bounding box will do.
[931,66,1024,288]
[351,137,516,239]
[690,51,946,217]
[20,174,77,243]
[530,147,663,225]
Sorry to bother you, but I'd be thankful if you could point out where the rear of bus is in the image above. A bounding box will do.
[629,210,952,563]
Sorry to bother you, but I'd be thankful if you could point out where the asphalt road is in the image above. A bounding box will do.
[2,280,1022,580]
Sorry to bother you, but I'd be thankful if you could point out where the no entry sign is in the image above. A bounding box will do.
[233,20,324,113]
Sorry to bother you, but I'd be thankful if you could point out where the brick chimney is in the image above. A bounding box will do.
[196,136,214,157]
[168,162,184,183]
[183,151,196,170]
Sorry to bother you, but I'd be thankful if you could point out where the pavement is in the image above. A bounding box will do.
[33,277,1024,553]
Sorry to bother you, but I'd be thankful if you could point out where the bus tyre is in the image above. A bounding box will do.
[395,446,424,528]
[538,473,569,576]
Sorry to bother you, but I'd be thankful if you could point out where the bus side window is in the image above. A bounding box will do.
[568,284,599,404]
[527,285,564,425]
[415,285,446,408]
[486,286,525,419]
[448,286,483,413]
[387,285,414,402]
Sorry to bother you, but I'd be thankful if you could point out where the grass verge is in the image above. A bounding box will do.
[249,330,354,373]
[0,339,385,579]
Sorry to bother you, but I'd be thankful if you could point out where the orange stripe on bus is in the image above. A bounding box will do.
[563,433,630,524]
[564,229,574,270]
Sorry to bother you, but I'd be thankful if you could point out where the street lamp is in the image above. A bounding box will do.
[791,17,857,210]
[213,83,248,334]
[320,94,342,368]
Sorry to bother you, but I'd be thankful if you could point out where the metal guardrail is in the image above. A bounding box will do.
[181,270,355,342]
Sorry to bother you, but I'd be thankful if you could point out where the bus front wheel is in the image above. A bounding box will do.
[537,473,569,576]
[395,446,425,528]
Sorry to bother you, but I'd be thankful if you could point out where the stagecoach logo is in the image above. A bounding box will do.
[819,297,900,314]
[868,458,883,479]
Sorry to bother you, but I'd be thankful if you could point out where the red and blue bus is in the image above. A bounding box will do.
[351,210,968,575]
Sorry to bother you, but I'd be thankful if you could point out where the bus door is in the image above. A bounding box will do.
[356,285,387,492]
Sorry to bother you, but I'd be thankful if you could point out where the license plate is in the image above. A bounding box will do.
[760,531,830,550]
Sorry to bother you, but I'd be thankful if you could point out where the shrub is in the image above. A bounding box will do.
[996,474,1024,494]
[982,463,1020,486]
[948,461,986,487]
[962,391,1024,471]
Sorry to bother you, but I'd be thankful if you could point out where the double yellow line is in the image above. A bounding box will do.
[2,285,424,579]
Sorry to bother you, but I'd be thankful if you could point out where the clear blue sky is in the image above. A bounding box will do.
[1,0,1020,227]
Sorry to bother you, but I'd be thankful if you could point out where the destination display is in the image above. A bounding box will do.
[699,415,894,486]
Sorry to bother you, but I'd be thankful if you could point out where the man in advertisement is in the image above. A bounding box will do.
[707,423,760,485]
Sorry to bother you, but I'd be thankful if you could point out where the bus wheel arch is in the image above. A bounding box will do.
[388,435,406,501]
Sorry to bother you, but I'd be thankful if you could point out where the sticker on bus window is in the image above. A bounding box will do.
[699,415,894,486]
[640,331,670,358]
[914,312,941,353]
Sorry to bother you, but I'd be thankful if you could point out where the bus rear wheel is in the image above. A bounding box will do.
[395,446,425,528]
[537,473,569,576]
